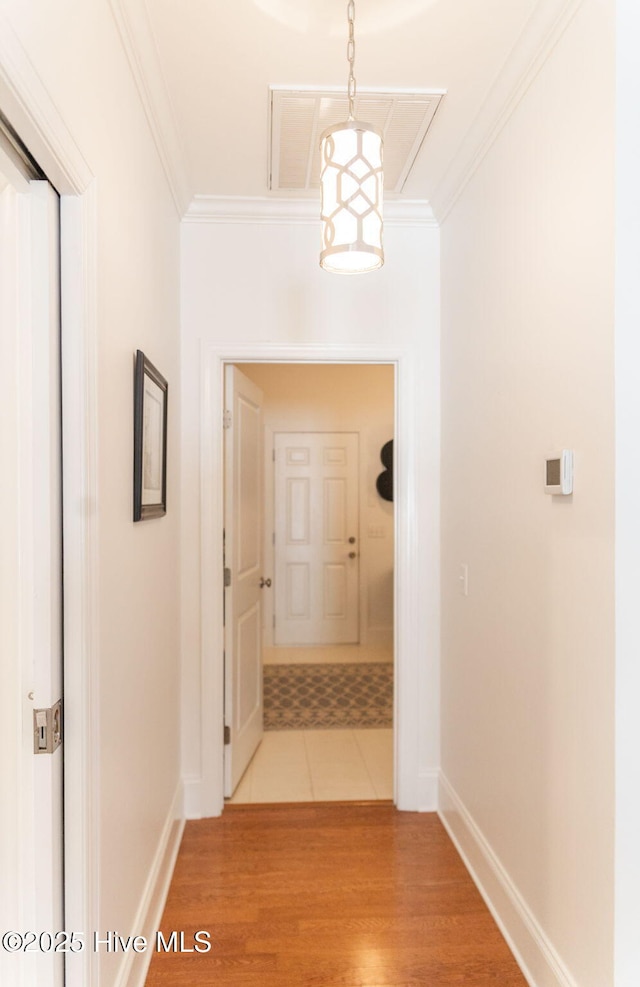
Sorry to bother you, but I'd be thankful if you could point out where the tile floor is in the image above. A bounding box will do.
[227,728,393,804]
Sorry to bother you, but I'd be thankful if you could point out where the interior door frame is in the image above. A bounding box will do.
[1,21,101,987]
[200,342,439,815]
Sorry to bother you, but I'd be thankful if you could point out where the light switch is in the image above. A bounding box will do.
[459,564,469,597]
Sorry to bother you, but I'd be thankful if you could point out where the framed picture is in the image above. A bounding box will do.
[133,350,168,521]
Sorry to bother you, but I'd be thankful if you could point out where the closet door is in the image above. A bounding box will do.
[0,145,64,987]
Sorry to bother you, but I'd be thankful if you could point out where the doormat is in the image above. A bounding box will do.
[263,662,393,730]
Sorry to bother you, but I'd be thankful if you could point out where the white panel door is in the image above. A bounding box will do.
[223,366,264,797]
[274,432,359,645]
[0,173,64,987]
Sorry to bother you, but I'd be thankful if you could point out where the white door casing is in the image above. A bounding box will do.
[200,344,438,819]
[1,23,100,986]
[274,432,359,645]
[223,365,265,796]
[0,174,64,987]
[0,159,30,987]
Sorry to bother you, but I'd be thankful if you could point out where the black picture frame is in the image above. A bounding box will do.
[133,350,168,521]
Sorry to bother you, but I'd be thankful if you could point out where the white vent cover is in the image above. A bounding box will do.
[269,88,444,194]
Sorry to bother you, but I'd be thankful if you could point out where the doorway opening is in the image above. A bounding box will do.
[199,341,433,818]
[223,362,395,805]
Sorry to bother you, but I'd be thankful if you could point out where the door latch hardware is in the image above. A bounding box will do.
[33,700,62,754]
[224,567,231,587]
[224,725,231,745]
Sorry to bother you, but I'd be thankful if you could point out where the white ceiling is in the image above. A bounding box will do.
[129,0,554,213]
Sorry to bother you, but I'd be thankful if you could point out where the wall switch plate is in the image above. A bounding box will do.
[459,564,469,597]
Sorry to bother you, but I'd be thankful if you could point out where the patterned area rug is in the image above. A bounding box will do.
[263,662,393,730]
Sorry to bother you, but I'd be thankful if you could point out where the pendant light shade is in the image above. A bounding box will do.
[319,0,384,274]
[320,120,384,274]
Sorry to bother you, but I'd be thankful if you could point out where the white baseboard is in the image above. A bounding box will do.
[114,782,185,987]
[438,773,578,987]
[416,769,439,811]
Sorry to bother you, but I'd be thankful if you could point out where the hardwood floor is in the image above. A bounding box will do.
[145,803,528,987]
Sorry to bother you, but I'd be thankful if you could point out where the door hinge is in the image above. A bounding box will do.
[224,724,231,745]
[33,700,63,754]
[272,448,275,462]
[272,614,276,629]
[223,409,232,429]
[224,567,231,587]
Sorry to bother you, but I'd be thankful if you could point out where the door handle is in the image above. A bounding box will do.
[348,536,356,543]
[260,577,272,588]
[348,552,357,559]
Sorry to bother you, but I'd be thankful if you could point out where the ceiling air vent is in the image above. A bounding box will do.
[269,88,444,194]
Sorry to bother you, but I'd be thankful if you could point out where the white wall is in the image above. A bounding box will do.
[0,4,182,986]
[439,2,614,986]
[239,362,395,648]
[180,214,440,813]
[614,1,640,983]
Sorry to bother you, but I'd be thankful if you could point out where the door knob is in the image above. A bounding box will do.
[260,577,272,588]
[348,552,357,559]
[348,536,356,543]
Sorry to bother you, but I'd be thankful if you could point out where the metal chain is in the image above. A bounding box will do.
[347,0,356,119]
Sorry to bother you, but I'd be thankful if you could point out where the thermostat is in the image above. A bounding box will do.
[545,450,573,495]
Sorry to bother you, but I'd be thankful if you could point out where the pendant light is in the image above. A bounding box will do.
[320,0,384,274]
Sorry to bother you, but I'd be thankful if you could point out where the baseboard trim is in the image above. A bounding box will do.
[114,781,185,987]
[438,773,578,987]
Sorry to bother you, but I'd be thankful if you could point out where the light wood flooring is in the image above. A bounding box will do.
[145,803,528,987]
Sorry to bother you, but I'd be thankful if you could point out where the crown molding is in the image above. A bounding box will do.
[430,0,585,223]
[108,0,192,217]
[184,195,438,227]
[0,11,93,194]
